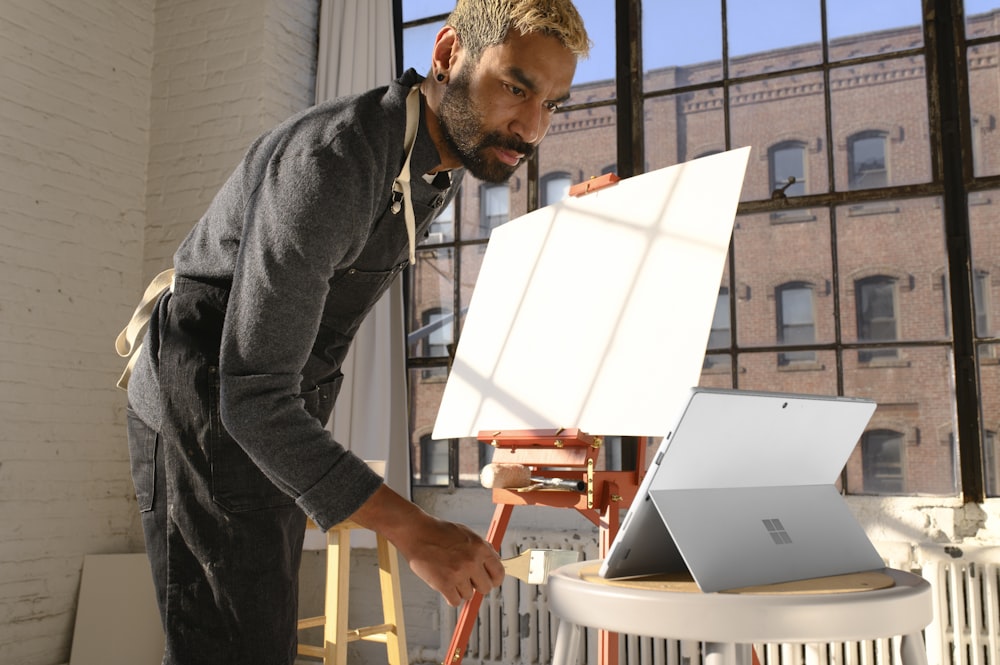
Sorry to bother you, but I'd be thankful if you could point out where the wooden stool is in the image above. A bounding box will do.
[297,519,408,665]
[548,560,932,665]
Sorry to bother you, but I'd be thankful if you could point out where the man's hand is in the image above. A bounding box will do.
[396,514,504,606]
[348,485,504,606]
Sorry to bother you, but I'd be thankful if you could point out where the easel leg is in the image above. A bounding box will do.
[597,490,621,665]
[443,503,513,665]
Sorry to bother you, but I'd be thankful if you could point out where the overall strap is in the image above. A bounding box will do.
[114,268,174,389]
[391,83,421,265]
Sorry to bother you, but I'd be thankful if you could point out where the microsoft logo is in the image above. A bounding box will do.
[763,518,793,545]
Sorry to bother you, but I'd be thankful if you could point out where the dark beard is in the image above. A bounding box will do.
[436,70,535,184]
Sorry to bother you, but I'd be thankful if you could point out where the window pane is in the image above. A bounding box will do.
[777,284,817,365]
[545,98,618,176]
[859,430,905,494]
[402,20,445,75]
[831,58,932,191]
[708,288,731,348]
[402,0,453,22]
[969,188,999,339]
[457,439,494,487]
[409,247,454,356]
[409,368,450,486]
[843,346,959,496]
[848,133,888,190]
[730,72,829,201]
[981,342,1000,497]
[966,2,1000,39]
[739,350,839,394]
[458,244,489,334]
[726,0,821,78]
[836,198,949,345]
[734,210,834,348]
[704,288,732,372]
[770,142,806,196]
[567,0,616,86]
[826,0,923,62]
[968,42,1000,177]
[642,0,722,90]
[480,184,509,236]
[541,173,572,206]
[645,91,726,171]
[698,358,734,389]
[855,277,898,360]
[986,428,999,498]
[419,436,450,486]
[420,198,454,244]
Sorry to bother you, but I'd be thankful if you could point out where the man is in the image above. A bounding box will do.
[121,0,589,662]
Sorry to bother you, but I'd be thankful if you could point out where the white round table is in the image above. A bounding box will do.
[548,561,932,665]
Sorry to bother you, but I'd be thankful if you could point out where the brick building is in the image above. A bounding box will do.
[408,10,1000,497]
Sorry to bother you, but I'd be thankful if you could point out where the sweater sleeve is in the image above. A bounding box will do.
[217,109,395,530]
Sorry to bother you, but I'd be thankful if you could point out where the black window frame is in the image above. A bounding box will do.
[397,0,1000,502]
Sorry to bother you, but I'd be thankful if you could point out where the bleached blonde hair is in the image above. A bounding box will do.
[447,0,591,63]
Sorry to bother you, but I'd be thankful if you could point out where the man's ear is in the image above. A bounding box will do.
[431,25,461,80]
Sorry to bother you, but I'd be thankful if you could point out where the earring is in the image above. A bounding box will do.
[436,72,446,82]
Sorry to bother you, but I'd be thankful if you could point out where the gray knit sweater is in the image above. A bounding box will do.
[128,69,461,529]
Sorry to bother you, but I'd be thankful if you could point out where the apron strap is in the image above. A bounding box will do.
[392,83,421,265]
[114,268,174,390]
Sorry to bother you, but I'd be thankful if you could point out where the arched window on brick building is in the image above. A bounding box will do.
[776,282,816,365]
[985,430,999,497]
[769,141,807,197]
[479,183,509,236]
[419,307,452,379]
[417,434,449,486]
[861,429,905,494]
[856,275,899,362]
[848,131,889,189]
[704,286,732,370]
[541,171,573,206]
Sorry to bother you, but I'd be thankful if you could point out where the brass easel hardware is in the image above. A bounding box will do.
[592,436,603,449]
[586,459,595,509]
[553,440,564,448]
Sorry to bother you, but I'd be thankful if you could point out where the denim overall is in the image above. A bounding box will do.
[126,85,449,664]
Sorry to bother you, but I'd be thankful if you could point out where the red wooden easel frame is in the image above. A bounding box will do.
[443,428,645,665]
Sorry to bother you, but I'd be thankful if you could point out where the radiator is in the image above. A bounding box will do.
[918,546,1000,665]
[431,535,1000,665]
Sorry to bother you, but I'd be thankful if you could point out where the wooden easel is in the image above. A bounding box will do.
[443,428,645,665]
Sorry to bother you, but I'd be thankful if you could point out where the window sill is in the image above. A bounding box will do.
[777,361,826,372]
[858,358,911,369]
[769,211,817,224]
[846,203,901,216]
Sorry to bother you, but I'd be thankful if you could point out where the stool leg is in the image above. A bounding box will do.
[325,525,351,665]
[900,632,929,665]
[376,535,408,665]
[552,618,582,665]
[704,642,752,665]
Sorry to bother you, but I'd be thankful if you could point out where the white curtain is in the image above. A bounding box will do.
[315,0,411,505]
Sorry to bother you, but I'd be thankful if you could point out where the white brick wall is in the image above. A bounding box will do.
[144,0,318,280]
[0,1,317,662]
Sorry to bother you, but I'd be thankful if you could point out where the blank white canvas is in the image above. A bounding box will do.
[433,147,751,439]
[70,554,164,665]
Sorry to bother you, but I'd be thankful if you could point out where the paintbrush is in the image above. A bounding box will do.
[501,549,582,584]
